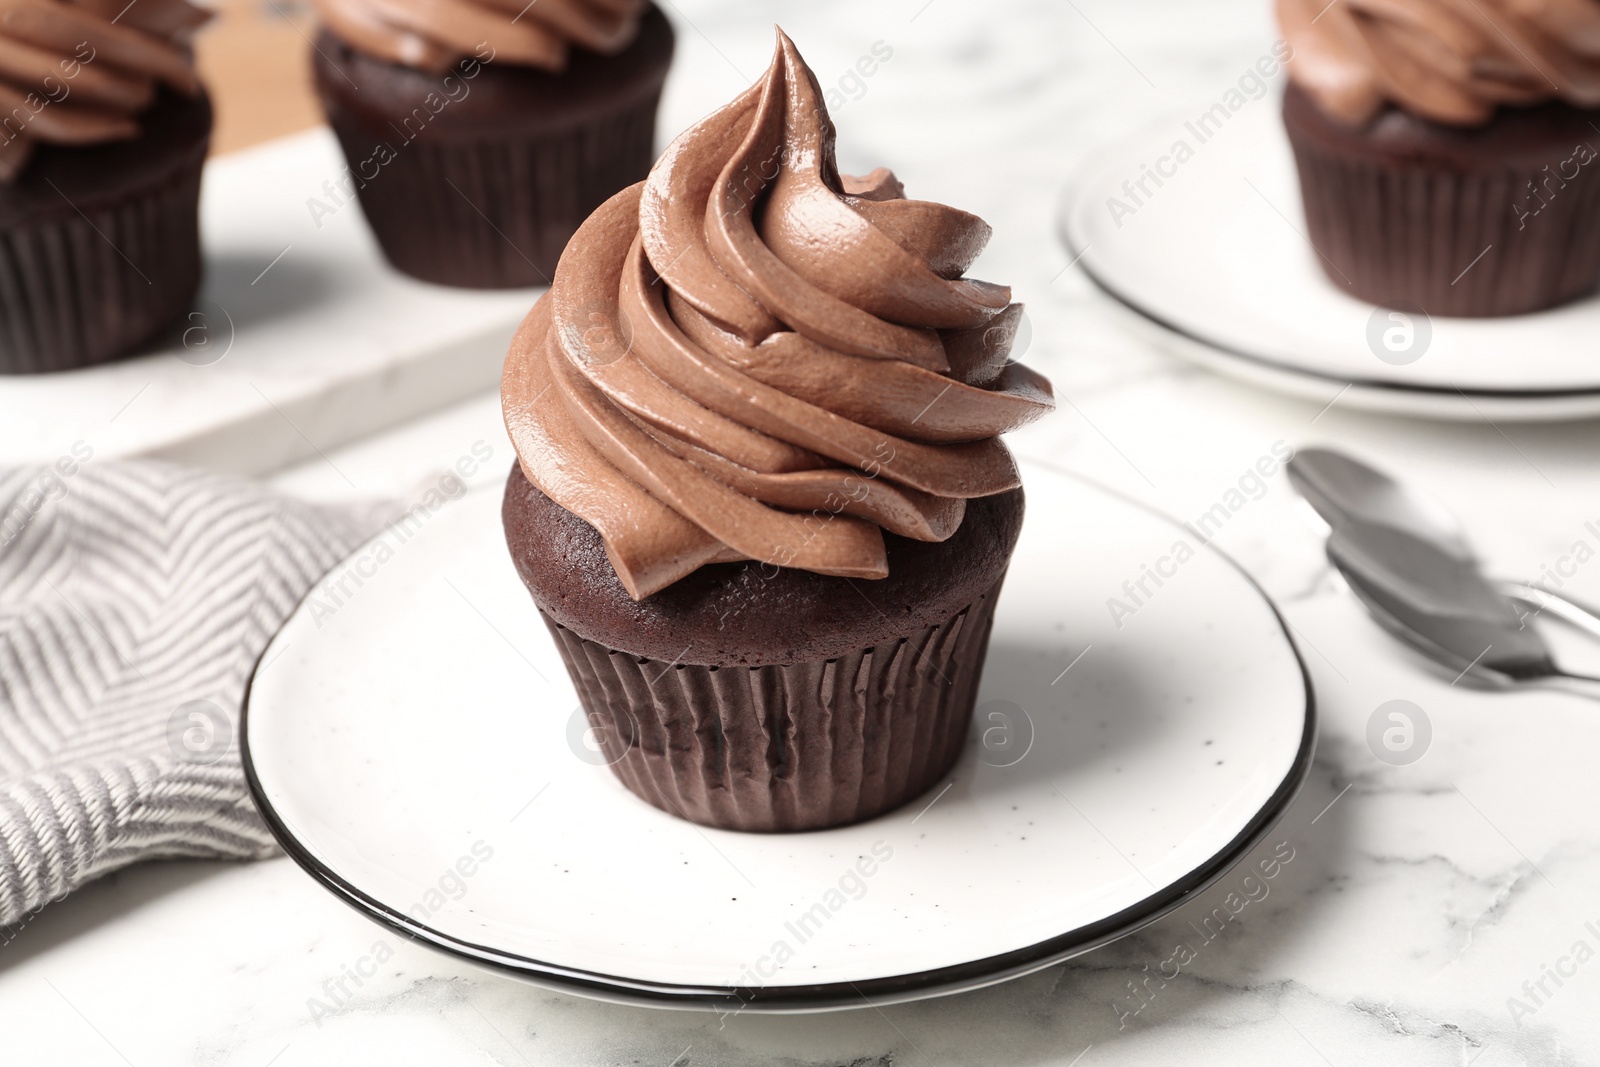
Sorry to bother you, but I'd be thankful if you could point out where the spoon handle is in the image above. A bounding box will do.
[1534,671,1600,701]
[1499,582,1600,644]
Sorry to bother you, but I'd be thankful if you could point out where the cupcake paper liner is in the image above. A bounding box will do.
[1285,113,1600,317]
[0,157,204,374]
[543,575,1006,833]
[321,91,661,289]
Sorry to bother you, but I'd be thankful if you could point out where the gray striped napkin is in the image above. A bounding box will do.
[0,459,384,930]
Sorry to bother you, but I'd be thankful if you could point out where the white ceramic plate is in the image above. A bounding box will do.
[1059,101,1600,421]
[243,461,1315,1012]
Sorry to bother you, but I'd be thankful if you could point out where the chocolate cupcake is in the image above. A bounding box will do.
[1277,0,1600,317]
[308,0,673,288]
[0,0,212,374]
[500,31,1054,832]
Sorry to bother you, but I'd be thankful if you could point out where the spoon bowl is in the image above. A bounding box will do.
[1291,449,1600,699]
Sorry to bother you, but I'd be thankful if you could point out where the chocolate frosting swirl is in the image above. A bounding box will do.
[501,30,1054,601]
[0,0,207,181]
[1278,0,1600,126]
[309,0,646,74]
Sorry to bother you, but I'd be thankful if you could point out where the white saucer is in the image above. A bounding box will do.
[1059,101,1600,421]
[243,461,1315,1012]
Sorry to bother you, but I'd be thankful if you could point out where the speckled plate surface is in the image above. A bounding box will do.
[243,460,1315,1012]
[1059,102,1600,421]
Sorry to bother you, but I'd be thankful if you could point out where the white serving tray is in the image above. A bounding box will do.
[0,129,541,474]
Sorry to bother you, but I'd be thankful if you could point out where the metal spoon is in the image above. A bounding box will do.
[1287,448,1600,696]
[1498,581,1600,644]
[1331,539,1600,696]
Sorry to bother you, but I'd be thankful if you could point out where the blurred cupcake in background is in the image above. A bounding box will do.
[0,0,212,374]
[1278,0,1600,317]
[308,0,674,288]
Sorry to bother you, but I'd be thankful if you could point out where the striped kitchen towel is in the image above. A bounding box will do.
[0,459,384,929]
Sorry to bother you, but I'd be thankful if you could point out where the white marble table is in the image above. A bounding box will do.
[5,0,1600,1063]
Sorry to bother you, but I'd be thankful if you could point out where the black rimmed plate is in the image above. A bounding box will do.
[243,461,1315,1012]
[1059,102,1600,421]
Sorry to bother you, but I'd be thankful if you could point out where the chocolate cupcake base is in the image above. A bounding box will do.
[544,581,1000,832]
[311,6,674,289]
[503,464,1024,832]
[0,89,210,374]
[1283,82,1600,317]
